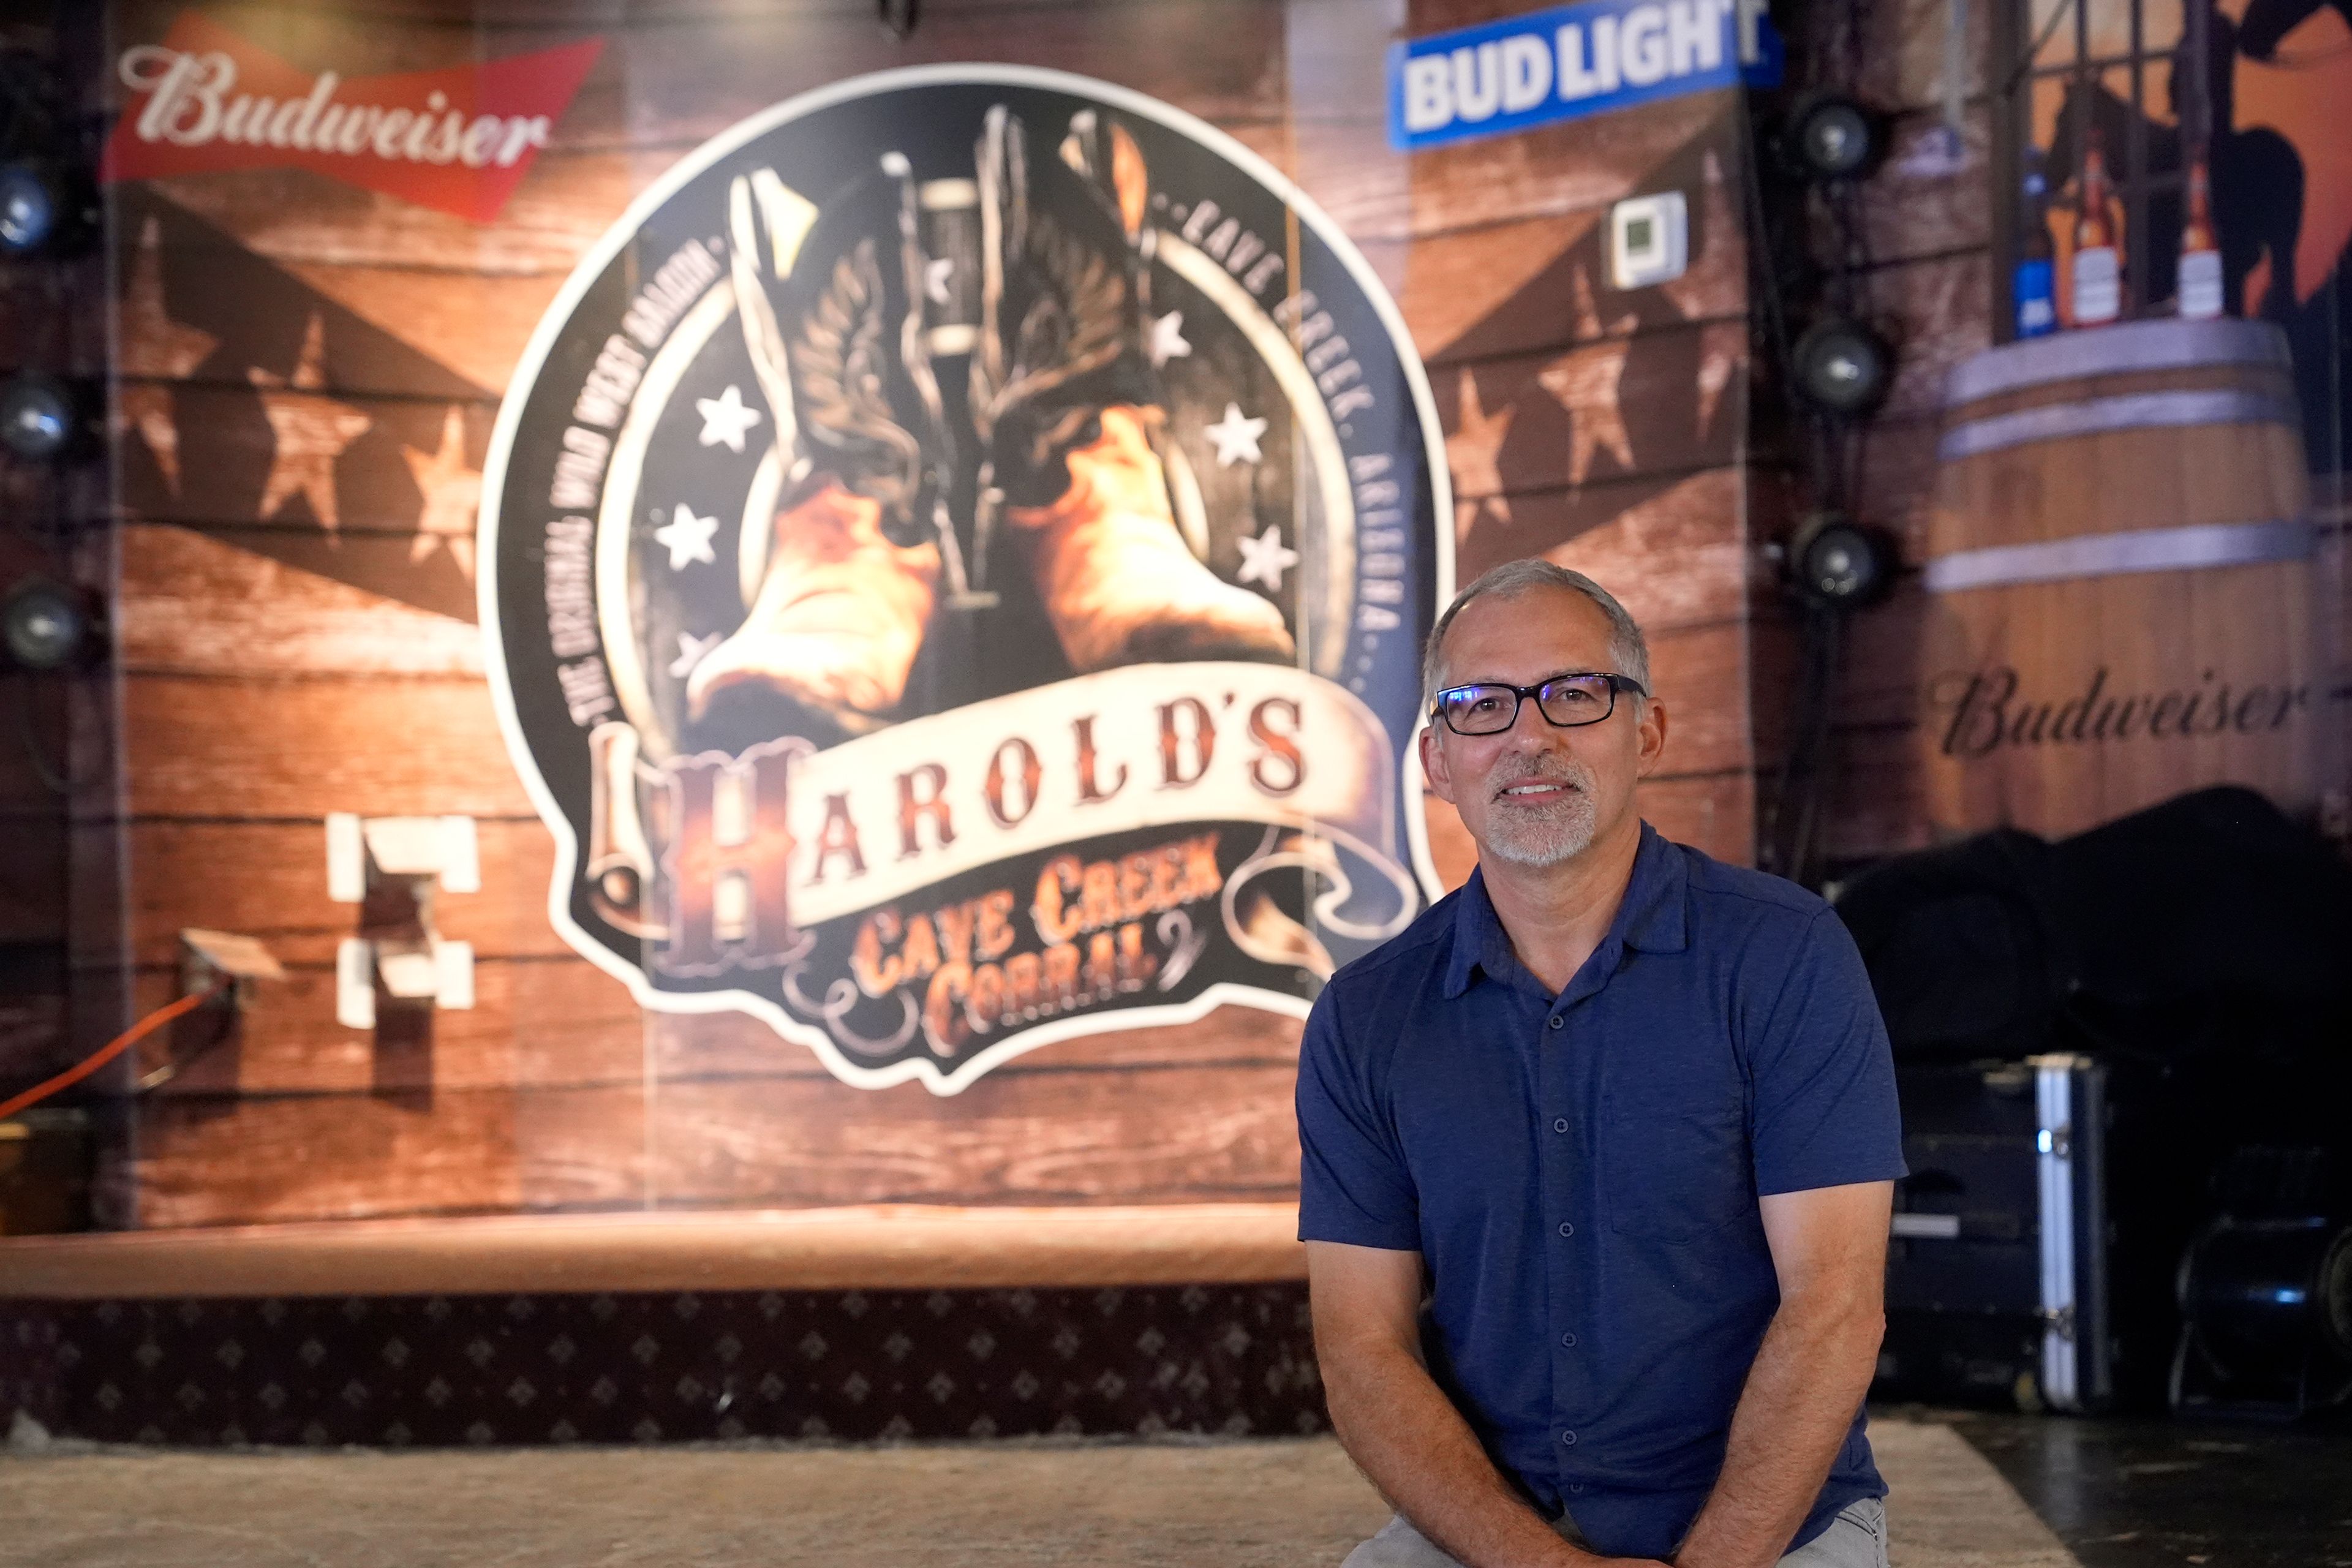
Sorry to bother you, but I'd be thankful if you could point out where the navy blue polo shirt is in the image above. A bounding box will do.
[1297,823,1905,1562]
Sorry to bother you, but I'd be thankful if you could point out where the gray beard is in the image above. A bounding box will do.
[1477,754,1600,869]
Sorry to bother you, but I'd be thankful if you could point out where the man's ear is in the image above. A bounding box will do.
[1634,696,1670,780]
[1419,723,1457,805]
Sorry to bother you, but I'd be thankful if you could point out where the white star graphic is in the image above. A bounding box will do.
[118,216,217,496]
[402,404,481,581]
[695,384,764,453]
[1234,524,1300,592]
[668,630,723,678]
[1664,152,1748,439]
[1446,368,1516,545]
[1148,310,1191,369]
[1694,319,1743,437]
[121,216,217,381]
[1536,265,1638,489]
[1663,151,1740,328]
[1203,402,1267,467]
[248,314,371,532]
[924,257,955,304]
[654,503,719,570]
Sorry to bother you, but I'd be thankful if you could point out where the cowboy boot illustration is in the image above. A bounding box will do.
[970,106,1295,673]
[688,160,954,729]
[687,479,939,725]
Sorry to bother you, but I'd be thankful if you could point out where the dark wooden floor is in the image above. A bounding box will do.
[1939,1407,2352,1568]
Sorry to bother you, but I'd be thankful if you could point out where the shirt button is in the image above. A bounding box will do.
[1558,1222,1574,1237]
[1569,1482,1586,1494]
[1561,1332,1578,1348]
[1560,1430,1577,1446]
[1553,1118,1569,1134]
[1547,1016,1564,1031]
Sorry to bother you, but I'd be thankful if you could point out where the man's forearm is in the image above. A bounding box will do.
[1325,1341,1610,1568]
[1671,1296,1883,1568]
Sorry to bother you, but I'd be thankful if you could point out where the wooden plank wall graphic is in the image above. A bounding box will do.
[80,0,1763,1228]
[1427,100,1762,874]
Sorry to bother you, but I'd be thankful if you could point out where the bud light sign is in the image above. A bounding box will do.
[1389,0,1783,153]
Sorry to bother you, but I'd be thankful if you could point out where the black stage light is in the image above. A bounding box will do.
[1787,96,1882,182]
[0,161,56,252]
[1788,512,1896,611]
[0,160,91,255]
[0,372,86,461]
[2174,1213,2352,1417]
[1,578,99,672]
[1792,318,1893,417]
[0,160,58,253]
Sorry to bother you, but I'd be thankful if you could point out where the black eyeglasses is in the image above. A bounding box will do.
[1431,672,1646,736]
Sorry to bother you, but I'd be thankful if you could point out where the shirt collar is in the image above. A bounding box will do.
[1441,823,1689,998]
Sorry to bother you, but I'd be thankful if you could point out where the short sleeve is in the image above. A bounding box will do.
[1295,987,1422,1250]
[1746,909,1908,1196]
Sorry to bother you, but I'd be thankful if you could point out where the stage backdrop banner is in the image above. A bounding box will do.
[481,67,1452,1094]
[88,0,1762,1223]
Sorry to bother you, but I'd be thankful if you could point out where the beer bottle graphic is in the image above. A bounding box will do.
[2016,156,2057,339]
[2071,124,2122,326]
[2178,154,2223,319]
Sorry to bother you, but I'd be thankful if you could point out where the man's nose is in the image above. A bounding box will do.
[1504,690,1564,744]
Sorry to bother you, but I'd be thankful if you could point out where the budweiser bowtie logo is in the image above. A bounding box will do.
[104,11,603,223]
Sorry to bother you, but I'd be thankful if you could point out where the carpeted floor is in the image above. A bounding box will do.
[0,1413,2077,1567]
[1874,1419,2082,1568]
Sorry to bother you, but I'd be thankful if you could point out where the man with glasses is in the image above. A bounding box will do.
[1300,561,1904,1567]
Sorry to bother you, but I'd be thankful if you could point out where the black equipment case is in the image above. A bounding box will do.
[1880,1054,2114,1411]
[1842,789,2352,1412]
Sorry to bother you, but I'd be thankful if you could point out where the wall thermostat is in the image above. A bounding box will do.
[1609,190,1689,291]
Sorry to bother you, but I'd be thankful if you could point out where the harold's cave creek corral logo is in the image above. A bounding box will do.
[483,67,1450,1091]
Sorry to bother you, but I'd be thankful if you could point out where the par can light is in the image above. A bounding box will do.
[1793,318,1893,417]
[1,578,99,672]
[0,160,91,255]
[0,159,75,255]
[0,162,56,252]
[1788,513,1895,611]
[1787,96,1882,182]
[0,372,83,462]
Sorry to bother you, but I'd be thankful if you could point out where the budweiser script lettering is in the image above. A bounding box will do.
[121,51,554,168]
[104,12,602,222]
[1930,664,2313,758]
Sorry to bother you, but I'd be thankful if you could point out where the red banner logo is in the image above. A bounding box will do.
[104,11,602,223]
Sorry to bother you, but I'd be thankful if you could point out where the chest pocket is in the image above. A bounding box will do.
[1599,1074,1753,1243]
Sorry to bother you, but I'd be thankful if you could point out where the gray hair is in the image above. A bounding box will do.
[1420,560,1652,709]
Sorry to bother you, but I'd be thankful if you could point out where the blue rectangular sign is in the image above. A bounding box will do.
[1388,0,1784,153]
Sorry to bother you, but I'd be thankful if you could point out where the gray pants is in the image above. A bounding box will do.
[1343,1496,1888,1567]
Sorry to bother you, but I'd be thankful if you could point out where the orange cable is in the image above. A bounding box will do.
[0,986,221,1123]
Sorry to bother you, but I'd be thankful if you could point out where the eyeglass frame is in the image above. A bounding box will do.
[1428,671,1649,736]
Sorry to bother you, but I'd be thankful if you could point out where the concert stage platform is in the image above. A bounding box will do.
[0,1204,1306,1300]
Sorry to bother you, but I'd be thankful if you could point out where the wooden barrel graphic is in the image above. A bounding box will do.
[1920,317,2318,839]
